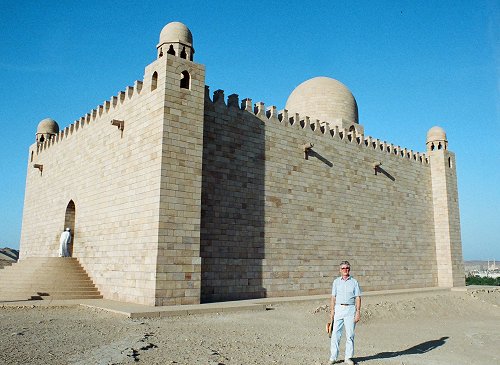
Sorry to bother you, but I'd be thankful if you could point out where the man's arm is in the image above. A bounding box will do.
[354,296,361,323]
[330,295,336,321]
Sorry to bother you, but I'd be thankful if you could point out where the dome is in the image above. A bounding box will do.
[427,126,447,143]
[37,118,59,135]
[285,77,358,124]
[159,22,193,47]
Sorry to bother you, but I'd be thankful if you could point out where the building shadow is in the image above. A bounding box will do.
[375,166,395,181]
[355,336,449,363]
[200,96,266,302]
[309,150,333,167]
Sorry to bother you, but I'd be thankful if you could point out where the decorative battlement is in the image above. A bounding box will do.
[205,86,429,165]
[33,77,430,166]
[34,80,144,155]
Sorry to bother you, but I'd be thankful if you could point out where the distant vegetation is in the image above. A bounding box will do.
[466,275,500,286]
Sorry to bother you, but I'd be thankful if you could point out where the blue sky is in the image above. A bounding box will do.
[0,1,498,260]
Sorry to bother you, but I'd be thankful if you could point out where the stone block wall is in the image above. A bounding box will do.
[201,100,438,302]
[20,59,463,306]
[201,95,266,302]
[154,55,206,306]
[429,150,464,287]
[20,69,165,305]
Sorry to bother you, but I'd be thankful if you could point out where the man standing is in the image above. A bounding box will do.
[58,228,72,257]
[329,260,361,365]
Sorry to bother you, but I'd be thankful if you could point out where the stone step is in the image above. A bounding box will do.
[0,289,102,297]
[2,261,87,270]
[0,293,103,301]
[1,265,87,271]
[0,277,95,283]
[0,257,102,302]
[0,273,92,280]
[0,285,100,291]
[35,293,103,300]
[0,273,91,285]
[0,271,90,277]
[13,257,80,264]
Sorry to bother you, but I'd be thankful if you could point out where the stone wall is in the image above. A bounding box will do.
[20,68,164,305]
[154,55,206,306]
[20,52,208,306]
[201,98,438,302]
[20,53,463,306]
[429,150,464,287]
[201,95,267,302]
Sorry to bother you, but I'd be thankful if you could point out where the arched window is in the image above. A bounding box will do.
[180,71,190,89]
[448,157,453,168]
[167,45,175,56]
[151,71,158,91]
[158,47,163,57]
[180,47,187,59]
[30,151,34,162]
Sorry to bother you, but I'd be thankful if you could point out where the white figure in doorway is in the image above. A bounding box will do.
[59,228,72,257]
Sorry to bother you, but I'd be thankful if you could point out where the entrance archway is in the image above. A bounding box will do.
[64,200,76,256]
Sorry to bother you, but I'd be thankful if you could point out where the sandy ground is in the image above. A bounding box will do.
[0,288,499,365]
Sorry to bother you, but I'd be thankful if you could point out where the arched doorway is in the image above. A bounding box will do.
[64,200,76,257]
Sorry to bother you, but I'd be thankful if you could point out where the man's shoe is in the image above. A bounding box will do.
[345,359,355,365]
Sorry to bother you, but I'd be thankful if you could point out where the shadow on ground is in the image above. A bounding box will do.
[355,336,448,363]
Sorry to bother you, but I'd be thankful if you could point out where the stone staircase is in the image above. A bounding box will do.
[0,257,102,302]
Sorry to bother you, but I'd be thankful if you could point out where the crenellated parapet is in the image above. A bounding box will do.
[204,86,429,165]
[33,80,144,155]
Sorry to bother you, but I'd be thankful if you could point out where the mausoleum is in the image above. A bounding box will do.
[19,22,464,306]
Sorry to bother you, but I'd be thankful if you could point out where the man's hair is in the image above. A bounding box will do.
[339,260,350,267]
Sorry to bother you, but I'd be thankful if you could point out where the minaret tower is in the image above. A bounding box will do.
[146,21,206,305]
[427,126,464,287]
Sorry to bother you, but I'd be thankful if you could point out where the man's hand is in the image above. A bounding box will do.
[354,296,361,323]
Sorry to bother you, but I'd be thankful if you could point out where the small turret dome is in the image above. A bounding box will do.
[37,118,59,135]
[157,22,194,60]
[285,77,359,125]
[426,126,448,152]
[159,22,193,47]
[36,118,59,144]
[426,126,447,143]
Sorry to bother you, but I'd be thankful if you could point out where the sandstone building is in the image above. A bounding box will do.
[20,22,464,306]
